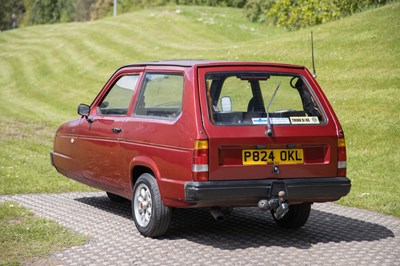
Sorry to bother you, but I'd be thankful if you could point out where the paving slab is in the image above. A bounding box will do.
[1,192,399,266]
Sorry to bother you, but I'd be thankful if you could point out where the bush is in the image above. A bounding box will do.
[268,0,342,30]
[244,0,273,22]
[89,0,113,20]
[245,0,391,30]
[0,0,25,31]
[23,0,75,26]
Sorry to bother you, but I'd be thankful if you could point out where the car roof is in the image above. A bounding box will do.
[123,60,304,69]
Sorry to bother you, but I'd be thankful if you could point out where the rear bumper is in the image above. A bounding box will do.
[184,177,351,207]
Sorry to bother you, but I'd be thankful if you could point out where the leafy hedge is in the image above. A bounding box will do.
[1,0,392,31]
[245,0,391,30]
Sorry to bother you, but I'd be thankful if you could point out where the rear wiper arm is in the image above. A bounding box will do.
[265,81,281,137]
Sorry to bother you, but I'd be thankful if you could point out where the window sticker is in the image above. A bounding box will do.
[290,116,320,124]
[252,118,291,125]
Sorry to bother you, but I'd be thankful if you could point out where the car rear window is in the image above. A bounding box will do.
[205,72,325,126]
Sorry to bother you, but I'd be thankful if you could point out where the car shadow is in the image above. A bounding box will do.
[75,195,395,250]
[75,195,132,219]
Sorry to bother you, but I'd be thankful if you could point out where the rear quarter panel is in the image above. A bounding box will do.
[120,67,205,206]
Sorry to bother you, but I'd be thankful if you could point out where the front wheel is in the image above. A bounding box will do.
[272,202,311,229]
[132,173,171,238]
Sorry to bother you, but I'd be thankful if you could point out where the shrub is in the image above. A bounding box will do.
[244,0,274,23]
[22,0,76,26]
[245,0,391,30]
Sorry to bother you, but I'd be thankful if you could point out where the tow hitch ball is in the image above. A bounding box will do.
[258,191,289,220]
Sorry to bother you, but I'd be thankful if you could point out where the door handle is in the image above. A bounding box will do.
[112,127,122,134]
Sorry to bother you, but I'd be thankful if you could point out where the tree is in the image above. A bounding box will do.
[23,0,75,26]
[0,0,25,31]
[75,0,97,21]
[90,0,113,20]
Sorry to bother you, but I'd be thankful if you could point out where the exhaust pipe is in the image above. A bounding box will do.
[210,208,225,222]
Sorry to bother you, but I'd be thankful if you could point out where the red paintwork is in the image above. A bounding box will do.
[52,60,345,207]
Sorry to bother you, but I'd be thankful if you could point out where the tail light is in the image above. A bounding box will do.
[337,131,347,177]
[192,140,209,181]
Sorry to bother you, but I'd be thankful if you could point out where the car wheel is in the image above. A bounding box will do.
[272,202,311,229]
[132,173,171,238]
[106,192,127,203]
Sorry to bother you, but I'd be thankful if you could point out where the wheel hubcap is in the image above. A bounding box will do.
[134,184,152,227]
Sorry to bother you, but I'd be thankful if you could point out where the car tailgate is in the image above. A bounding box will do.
[206,124,339,181]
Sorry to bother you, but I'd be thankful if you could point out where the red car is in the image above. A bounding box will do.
[51,60,351,237]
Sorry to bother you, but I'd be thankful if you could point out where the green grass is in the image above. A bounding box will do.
[0,201,87,265]
[0,3,399,220]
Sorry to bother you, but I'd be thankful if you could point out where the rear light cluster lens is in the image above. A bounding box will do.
[337,136,347,177]
[192,140,209,182]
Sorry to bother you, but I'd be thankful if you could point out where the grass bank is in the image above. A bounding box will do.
[0,201,87,265]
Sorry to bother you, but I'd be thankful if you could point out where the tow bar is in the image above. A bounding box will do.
[258,181,289,220]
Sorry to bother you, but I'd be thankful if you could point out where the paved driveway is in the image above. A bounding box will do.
[1,192,399,265]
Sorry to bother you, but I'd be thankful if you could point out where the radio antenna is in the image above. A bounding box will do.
[311,31,317,78]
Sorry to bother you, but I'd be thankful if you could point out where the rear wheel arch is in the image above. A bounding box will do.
[131,165,155,189]
[129,156,162,192]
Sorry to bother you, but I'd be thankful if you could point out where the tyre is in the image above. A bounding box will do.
[272,202,311,229]
[106,192,127,203]
[132,173,171,238]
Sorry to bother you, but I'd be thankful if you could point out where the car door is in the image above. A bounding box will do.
[78,72,141,193]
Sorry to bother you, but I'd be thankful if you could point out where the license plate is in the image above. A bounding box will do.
[242,149,304,165]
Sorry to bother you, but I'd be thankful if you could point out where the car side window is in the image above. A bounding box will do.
[134,73,184,119]
[97,75,139,116]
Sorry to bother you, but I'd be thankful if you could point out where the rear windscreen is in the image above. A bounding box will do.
[205,72,325,126]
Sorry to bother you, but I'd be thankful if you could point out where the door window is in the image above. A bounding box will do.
[134,73,184,119]
[97,75,139,116]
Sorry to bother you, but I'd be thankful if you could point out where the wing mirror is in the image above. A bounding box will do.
[78,103,90,116]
